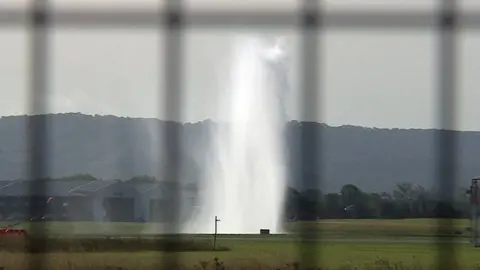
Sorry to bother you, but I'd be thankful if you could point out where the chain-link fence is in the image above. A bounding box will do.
[0,0,478,269]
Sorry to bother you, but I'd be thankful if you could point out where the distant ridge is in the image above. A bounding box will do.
[0,113,477,192]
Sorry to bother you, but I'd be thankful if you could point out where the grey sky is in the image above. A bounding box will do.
[0,0,479,130]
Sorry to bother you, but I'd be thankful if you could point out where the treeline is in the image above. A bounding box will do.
[7,174,473,220]
[284,183,472,220]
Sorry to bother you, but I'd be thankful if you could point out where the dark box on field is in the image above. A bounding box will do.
[260,229,270,235]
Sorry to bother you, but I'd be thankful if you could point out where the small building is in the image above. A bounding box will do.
[0,178,92,220]
[138,181,198,223]
[69,180,139,222]
[0,181,16,219]
[0,178,199,223]
[138,182,173,222]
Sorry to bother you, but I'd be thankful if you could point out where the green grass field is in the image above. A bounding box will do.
[1,240,478,269]
[0,219,477,269]
[1,218,472,238]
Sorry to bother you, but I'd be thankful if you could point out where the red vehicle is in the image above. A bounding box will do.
[0,221,27,236]
[0,196,57,236]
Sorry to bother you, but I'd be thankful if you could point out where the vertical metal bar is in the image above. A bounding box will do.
[436,0,457,269]
[27,0,49,267]
[161,0,183,269]
[299,0,321,268]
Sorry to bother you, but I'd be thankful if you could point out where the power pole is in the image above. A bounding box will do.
[471,179,480,247]
[214,216,220,250]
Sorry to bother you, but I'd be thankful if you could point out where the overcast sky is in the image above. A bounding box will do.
[0,0,479,130]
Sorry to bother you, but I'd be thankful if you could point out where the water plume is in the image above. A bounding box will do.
[187,35,290,234]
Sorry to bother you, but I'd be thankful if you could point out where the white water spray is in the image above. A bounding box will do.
[187,36,289,234]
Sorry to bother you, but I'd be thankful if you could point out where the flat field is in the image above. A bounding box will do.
[0,218,471,238]
[0,219,477,270]
[1,241,478,269]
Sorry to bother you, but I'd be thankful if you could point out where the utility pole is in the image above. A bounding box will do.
[471,178,480,247]
[214,216,220,250]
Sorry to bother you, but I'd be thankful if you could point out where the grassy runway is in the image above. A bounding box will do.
[2,218,471,238]
[0,219,477,269]
[1,240,478,269]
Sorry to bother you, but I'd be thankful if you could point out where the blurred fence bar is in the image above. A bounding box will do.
[435,1,457,269]
[27,0,50,268]
[2,9,480,30]
[298,0,321,267]
[161,0,183,268]
[0,0,473,268]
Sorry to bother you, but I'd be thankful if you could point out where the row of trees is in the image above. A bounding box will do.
[19,174,474,220]
[285,183,472,220]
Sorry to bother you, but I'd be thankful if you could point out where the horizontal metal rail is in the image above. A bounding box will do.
[0,8,478,29]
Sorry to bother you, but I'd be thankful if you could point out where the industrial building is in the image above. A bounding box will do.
[135,181,198,223]
[68,180,139,222]
[0,178,195,222]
